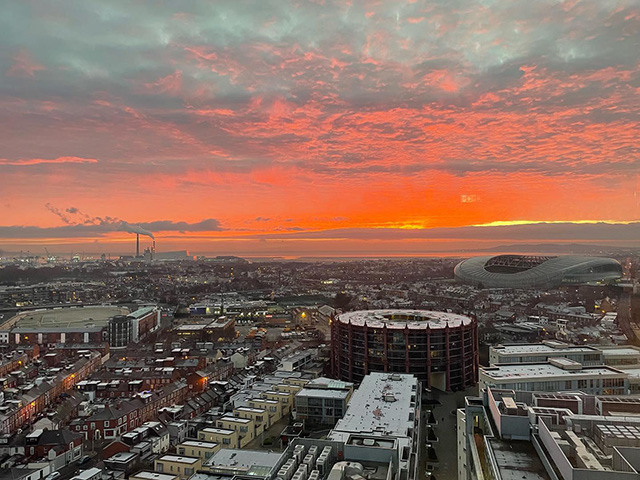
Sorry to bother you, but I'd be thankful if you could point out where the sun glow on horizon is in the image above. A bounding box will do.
[473,220,639,228]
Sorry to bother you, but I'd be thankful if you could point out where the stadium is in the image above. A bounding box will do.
[454,255,623,289]
[331,309,478,391]
[0,305,159,346]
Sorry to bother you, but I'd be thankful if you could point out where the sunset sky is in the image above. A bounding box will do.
[0,1,639,256]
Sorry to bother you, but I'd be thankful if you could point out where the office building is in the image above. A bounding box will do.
[489,341,605,366]
[480,358,629,395]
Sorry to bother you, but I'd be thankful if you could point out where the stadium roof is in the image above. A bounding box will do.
[2,305,129,331]
[454,255,622,289]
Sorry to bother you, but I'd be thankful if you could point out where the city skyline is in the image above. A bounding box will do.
[1,1,638,255]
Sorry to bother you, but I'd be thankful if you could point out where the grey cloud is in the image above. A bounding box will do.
[0,218,223,239]
[139,219,222,233]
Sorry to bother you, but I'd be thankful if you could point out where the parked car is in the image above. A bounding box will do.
[46,472,61,480]
[77,455,91,466]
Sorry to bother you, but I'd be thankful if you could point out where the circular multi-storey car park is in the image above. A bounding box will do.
[331,309,478,391]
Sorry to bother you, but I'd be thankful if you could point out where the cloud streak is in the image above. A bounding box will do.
[0,157,98,166]
[0,219,223,239]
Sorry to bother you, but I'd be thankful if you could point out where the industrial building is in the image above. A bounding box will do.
[454,254,622,289]
[173,317,236,341]
[330,309,478,391]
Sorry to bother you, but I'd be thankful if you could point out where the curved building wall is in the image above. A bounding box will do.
[331,310,478,391]
[454,255,622,289]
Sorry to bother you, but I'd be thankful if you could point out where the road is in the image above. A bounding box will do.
[617,292,636,344]
[422,386,479,480]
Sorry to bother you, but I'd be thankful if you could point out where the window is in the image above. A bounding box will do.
[104,421,109,427]
[156,463,164,472]
[223,438,231,445]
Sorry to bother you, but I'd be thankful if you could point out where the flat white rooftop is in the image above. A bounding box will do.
[307,377,354,389]
[235,406,266,413]
[130,472,177,480]
[602,347,640,356]
[201,427,235,435]
[282,350,315,362]
[330,372,417,440]
[180,440,218,448]
[482,363,627,380]
[619,367,640,379]
[493,343,598,354]
[71,469,102,480]
[205,448,282,474]
[219,416,251,423]
[157,455,200,464]
[296,388,350,400]
[337,309,472,329]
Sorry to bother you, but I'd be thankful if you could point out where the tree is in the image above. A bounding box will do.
[333,292,352,310]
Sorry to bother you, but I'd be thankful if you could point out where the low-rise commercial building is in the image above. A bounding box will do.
[480,358,629,395]
[489,341,604,366]
[490,342,640,368]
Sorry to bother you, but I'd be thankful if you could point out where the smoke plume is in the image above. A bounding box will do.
[119,221,155,239]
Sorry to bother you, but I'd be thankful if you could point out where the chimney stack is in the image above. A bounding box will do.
[136,234,140,257]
